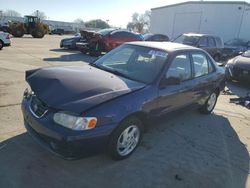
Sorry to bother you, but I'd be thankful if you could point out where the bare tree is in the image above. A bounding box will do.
[127,11,151,33]
[31,10,47,20]
[74,18,85,29]
[3,9,21,17]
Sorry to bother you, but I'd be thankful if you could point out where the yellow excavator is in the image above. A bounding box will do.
[9,15,48,38]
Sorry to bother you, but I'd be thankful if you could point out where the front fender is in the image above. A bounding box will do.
[84,86,157,128]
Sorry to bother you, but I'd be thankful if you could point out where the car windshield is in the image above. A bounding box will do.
[93,44,168,84]
[97,28,116,36]
[225,39,248,46]
[174,35,199,46]
[242,50,250,58]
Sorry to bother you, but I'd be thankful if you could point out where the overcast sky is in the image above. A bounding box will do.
[1,0,249,27]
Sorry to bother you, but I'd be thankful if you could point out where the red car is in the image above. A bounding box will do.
[79,28,143,56]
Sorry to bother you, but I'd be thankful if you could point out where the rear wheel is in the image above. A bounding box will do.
[108,116,143,160]
[199,91,218,114]
[31,29,45,38]
[0,40,3,50]
[12,28,24,38]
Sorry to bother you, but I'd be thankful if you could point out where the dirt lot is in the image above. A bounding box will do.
[0,35,249,188]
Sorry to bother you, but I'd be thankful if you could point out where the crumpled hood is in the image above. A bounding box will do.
[26,65,145,114]
[231,56,250,70]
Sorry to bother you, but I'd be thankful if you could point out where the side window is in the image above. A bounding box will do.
[166,54,192,81]
[111,31,123,38]
[192,53,209,77]
[208,37,216,47]
[152,35,160,41]
[208,58,215,73]
[112,31,135,38]
[199,37,208,47]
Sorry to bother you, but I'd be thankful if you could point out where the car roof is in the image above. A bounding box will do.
[126,41,200,52]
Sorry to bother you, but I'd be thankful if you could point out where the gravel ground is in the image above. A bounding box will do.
[0,35,249,188]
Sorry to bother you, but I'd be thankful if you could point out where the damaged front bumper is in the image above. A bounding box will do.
[21,97,115,159]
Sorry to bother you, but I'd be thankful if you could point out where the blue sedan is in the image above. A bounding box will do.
[22,42,225,160]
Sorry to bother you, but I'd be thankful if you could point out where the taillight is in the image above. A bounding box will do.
[6,34,10,39]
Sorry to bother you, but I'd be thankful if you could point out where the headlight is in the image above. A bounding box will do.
[23,85,33,99]
[53,112,97,131]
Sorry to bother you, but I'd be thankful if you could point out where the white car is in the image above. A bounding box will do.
[0,31,11,50]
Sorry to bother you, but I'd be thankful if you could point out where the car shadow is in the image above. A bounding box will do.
[50,48,79,53]
[0,111,249,188]
[43,51,98,64]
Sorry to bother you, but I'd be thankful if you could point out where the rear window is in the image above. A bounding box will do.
[174,35,199,46]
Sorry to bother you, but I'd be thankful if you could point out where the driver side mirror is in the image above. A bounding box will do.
[159,76,181,88]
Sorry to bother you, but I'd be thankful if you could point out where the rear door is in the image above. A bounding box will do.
[190,52,217,104]
[109,31,124,49]
[157,53,195,115]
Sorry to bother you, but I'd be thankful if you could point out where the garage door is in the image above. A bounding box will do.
[172,12,202,39]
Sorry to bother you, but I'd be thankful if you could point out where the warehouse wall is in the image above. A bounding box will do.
[150,2,250,41]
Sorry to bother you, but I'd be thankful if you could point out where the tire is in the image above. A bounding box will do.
[81,49,88,54]
[108,116,143,160]
[213,54,221,62]
[199,91,218,114]
[12,29,24,38]
[89,42,102,57]
[31,29,45,38]
[0,40,3,50]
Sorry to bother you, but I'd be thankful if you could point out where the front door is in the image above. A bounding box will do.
[157,53,195,115]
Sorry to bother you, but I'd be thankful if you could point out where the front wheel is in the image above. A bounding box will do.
[199,92,218,114]
[89,42,102,57]
[108,117,143,160]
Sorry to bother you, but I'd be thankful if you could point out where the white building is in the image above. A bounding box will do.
[150,1,250,41]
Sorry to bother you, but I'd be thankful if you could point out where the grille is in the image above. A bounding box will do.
[30,96,48,118]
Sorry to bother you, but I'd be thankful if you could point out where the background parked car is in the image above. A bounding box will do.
[60,35,81,49]
[76,30,97,53]
[0,31,11,50]
[143,33,169,42]
[50,28,64,35]
[225,50,250,82]
[173,33,224,62]
[222,38,250,60]
[87,28,143,56]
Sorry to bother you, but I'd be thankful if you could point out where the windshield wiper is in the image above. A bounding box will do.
[102,68,139,81]
[89,63,102,69]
